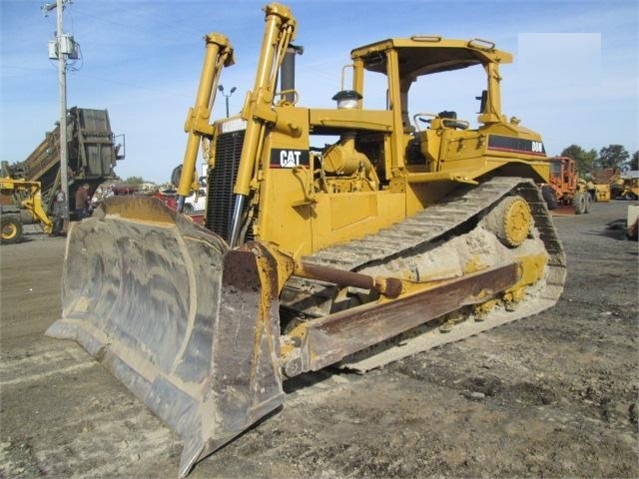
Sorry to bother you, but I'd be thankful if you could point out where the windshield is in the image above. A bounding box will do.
[407,66,486,130]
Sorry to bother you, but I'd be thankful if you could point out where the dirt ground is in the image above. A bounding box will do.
[1,200,637,479]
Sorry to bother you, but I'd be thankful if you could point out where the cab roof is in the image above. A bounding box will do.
[351,37,513,78]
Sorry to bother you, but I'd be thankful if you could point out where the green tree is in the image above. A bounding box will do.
[630,151,639,171]
[124,176,144,186]
[560,144,597,175]
[597,144,629,170]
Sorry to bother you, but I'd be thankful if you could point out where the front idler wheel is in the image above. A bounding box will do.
[485,196,533,248]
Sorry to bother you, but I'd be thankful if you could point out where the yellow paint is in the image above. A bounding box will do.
[502,253,548,305]
[0,177,53,234]
[464,256,486,274]
[474,298,499,319]
[503,197,533,247]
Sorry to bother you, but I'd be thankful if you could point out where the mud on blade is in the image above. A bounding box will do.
[45,197,286,477]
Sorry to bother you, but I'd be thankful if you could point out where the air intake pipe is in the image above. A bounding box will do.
[280,44,303,103]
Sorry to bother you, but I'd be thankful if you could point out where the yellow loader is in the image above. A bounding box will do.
[46,3,565,476]
[1,177,53,244]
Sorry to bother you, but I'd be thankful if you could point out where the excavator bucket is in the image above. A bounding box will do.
[45,197,285,477]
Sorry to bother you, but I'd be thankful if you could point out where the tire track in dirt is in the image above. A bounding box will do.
[0,345,95,386]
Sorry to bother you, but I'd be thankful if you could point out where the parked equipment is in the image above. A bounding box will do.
[0,177,53,244]
[540,156,592,214]
[616,172,639,201]
[46,4,565,476]
[588,168,615,202]
[1,107,124,219]
[588,181,611,202]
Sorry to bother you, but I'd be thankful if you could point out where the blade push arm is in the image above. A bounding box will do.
[229,3,297,246]
[177,33,234,208]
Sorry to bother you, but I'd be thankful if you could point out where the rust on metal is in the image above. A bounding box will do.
[282,263,519,376]
[296,261,403,298]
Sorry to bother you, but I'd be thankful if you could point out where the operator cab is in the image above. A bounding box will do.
[344,37,521,172]
[350,36,513,131]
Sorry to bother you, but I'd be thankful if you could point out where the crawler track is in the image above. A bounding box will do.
[284,177,566,370]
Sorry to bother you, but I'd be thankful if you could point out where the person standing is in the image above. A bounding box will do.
[74,183,90,220]
[52,188,66,235]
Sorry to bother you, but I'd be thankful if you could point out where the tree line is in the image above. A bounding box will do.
[561,144,639,176]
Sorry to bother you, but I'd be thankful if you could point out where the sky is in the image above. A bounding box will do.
[1,0,637,183]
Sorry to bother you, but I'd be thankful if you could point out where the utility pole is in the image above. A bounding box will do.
[43,0,72,224]
[218,85,236,117]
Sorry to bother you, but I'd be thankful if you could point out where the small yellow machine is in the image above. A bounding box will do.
[618,174,639,201]
[588,181,611,202]
[47,3,565,476]
[0,177,53,244]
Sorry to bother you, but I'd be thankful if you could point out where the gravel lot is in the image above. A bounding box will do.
[1,200,637,478]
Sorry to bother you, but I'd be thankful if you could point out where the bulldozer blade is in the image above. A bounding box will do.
[45,197,285,477]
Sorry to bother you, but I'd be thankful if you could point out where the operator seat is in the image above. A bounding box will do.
[438,111,468,130]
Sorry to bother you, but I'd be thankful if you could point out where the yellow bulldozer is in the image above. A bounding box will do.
[46,3,565,476]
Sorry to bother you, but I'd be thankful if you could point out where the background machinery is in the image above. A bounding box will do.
[616,171,639,201]
[47,4,565,476]
[540,156,592,214]
[0,177,53,244]
[1,107,124,220]
[588,167,614,202]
